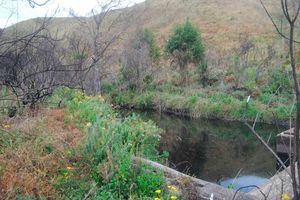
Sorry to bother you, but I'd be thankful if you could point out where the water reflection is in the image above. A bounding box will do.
[220,176,268,192]
[130,111,285,190]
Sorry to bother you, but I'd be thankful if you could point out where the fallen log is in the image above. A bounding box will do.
[133,157,257,200]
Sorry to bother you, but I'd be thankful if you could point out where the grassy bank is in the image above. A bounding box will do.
[108,84,295,125]
[0,89,182,199]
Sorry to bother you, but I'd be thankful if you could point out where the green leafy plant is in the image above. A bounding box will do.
[143,28,161,62]
[166,19,205,86]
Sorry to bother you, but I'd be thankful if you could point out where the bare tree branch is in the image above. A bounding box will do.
[260,0,300,43]
[26,0,50,8]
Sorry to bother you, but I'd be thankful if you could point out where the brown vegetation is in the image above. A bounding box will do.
[0,108,83,199]
[10,0,278,52]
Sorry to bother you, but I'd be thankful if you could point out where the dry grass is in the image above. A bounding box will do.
[0,108,84,199]
[122,0,280,49]
[7,0,282,51]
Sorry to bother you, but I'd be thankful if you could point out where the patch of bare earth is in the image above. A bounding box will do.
[0,108,84,199]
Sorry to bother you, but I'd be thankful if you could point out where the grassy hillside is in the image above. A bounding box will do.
[5,0,280,51]
[134,0,277,49]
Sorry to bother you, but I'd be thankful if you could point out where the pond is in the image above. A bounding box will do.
[124,110,286,192]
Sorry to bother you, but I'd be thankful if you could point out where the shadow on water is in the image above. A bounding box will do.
[122,110,286,192]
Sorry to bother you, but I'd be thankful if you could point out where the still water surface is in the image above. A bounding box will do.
[125,110,285,192]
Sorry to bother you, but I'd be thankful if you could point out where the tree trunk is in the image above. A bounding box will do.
[289,22,300,200]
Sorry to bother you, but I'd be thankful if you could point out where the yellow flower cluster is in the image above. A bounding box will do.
[2,124,11,129]
[167,185,178,192]
[170,195,177,200]
[154,187,178,200]
[281,194,290,200]
[73,91,88,104]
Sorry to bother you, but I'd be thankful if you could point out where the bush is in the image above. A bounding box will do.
[143,28,161,62]
[266,67,293,94]
[166,19,205,85]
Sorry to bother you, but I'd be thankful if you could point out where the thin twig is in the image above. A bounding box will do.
[259,0,300,43]
[232,185,267,200]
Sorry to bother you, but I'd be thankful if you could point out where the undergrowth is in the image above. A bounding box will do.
[53,89,176,199]
[0,88,179,199]
[109,84,295,124]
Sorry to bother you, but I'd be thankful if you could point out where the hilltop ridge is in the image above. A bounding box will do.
[6,0,279,51]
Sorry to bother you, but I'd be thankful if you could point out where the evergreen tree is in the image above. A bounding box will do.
[166,19,205,86]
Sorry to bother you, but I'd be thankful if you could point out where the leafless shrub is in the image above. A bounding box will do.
[120,30,154,91]
[0,18,92,113]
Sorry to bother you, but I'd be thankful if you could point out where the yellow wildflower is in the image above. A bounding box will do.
[155,189,161,194]
[167,185,178,192]
[154,198,161,200]
[282,194,290,200]
[2,124,11,129]
[170,195,177,200]
[66,166,72,170]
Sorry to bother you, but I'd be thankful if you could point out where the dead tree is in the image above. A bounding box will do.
[121,29,155,91]
[71,0,132,95]
[0,16,97,114]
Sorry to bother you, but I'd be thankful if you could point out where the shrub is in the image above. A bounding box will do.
[166,19,205,86]
[143,28,161,62]
[266,67,293,94]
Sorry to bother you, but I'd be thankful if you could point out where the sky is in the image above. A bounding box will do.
[0,0,145,28]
